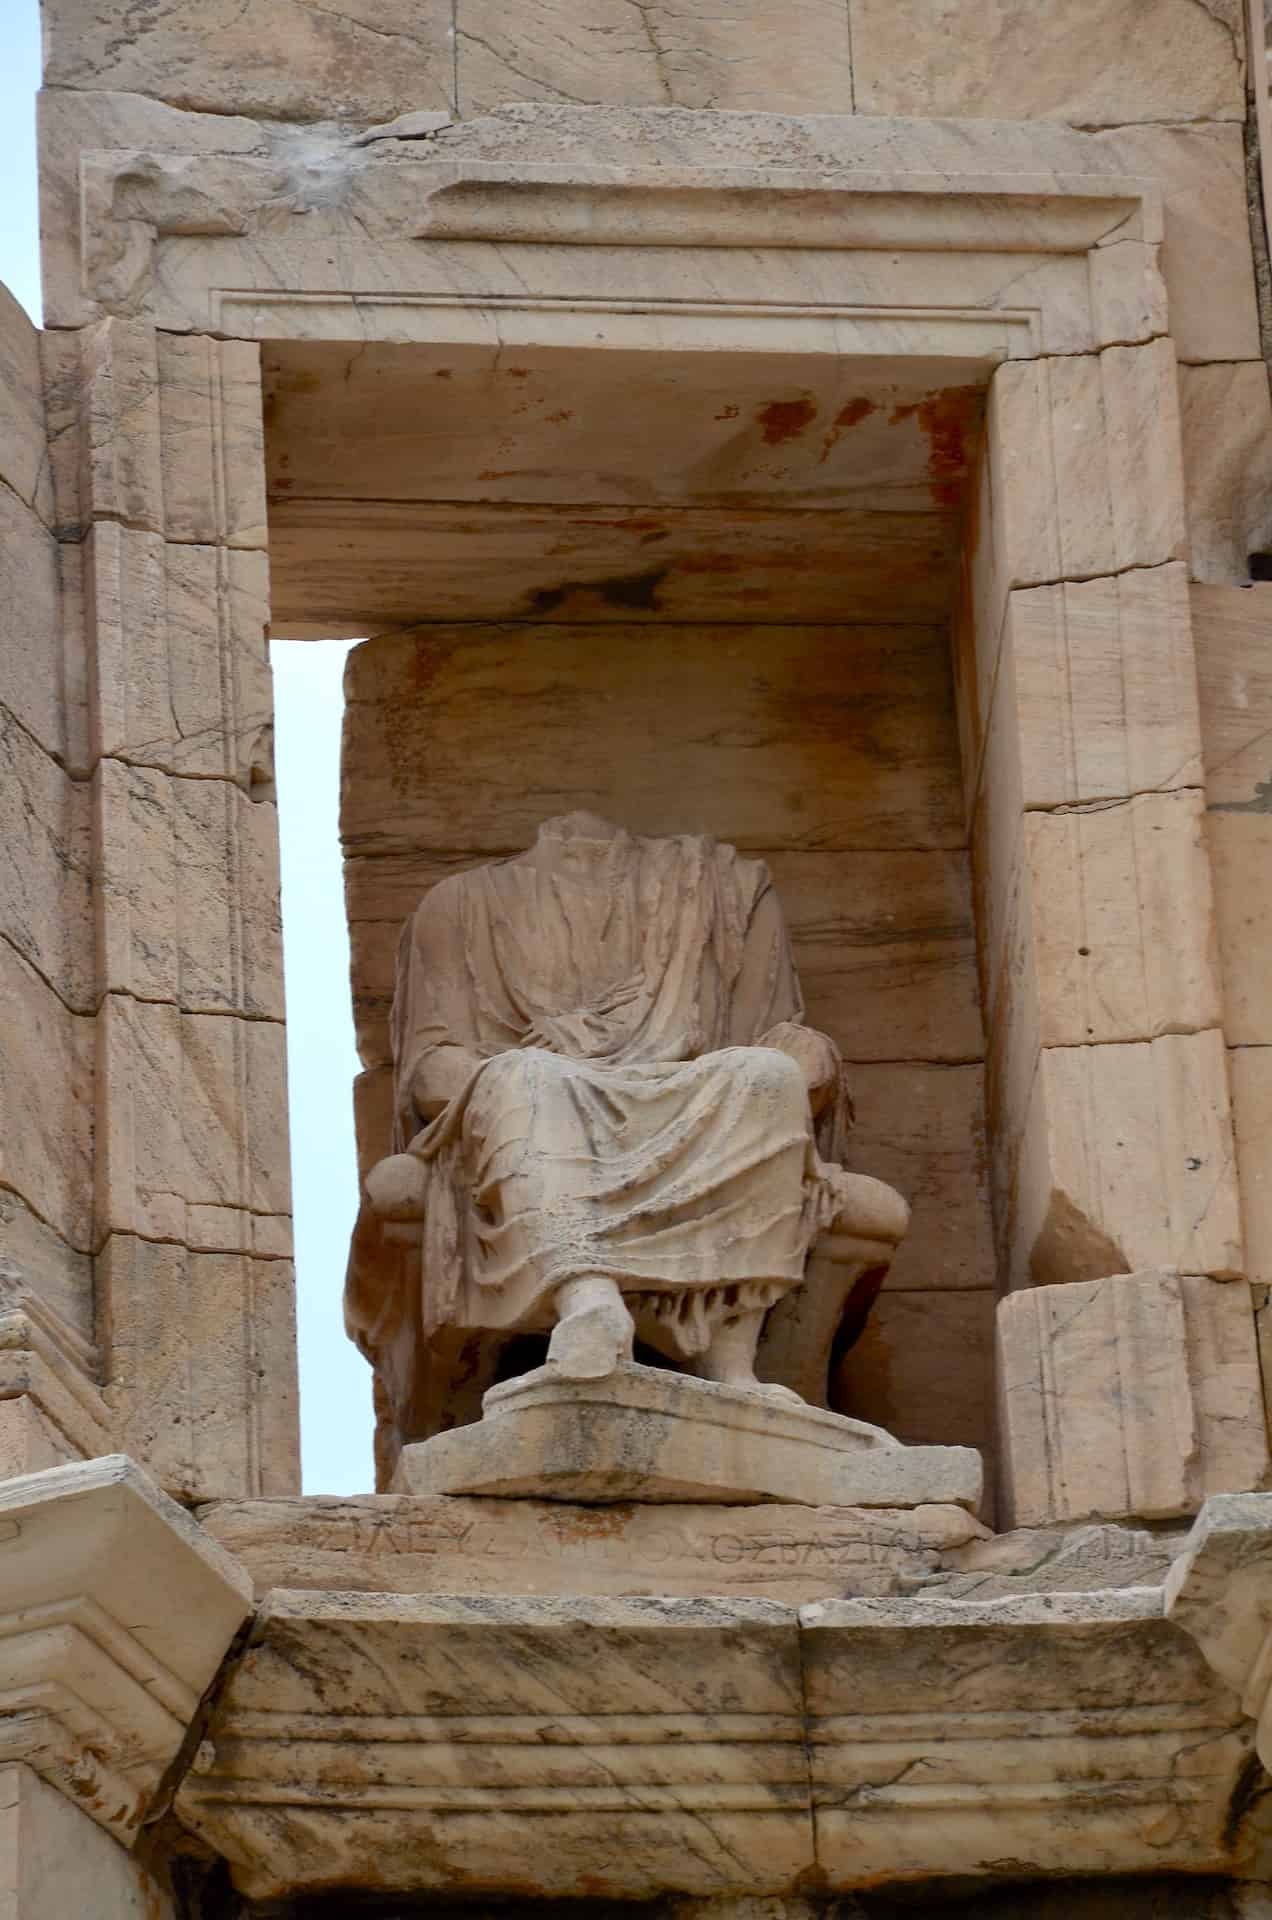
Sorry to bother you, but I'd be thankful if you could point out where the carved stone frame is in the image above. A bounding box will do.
[50,120,1236,1508]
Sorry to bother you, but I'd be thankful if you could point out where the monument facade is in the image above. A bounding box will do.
[3,0,1272,1912]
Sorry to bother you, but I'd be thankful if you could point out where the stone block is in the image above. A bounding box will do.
[0,706,93,1012]
[0,1455,251,1840]
[916,1520,1186,1599]
[272,500,960,637]
[1005,1030,1243,1288]
[0,479,71,769]
[155,334,267,547]
[1208,812,1272,1045]
[986,347,1188,629]
[41,0,454,123]
[801,1588,1250,1887]
[394,1364,983,1510]
[177,1591,814,1901]
[985,789,1222,1052]
[0,1401,77,1479]
[201,1493,986,1604]
[0,1763,176,1918]
[0,286,53,526]
[342,621,965,856]
[0,1291,112,1468]
[998,1270,1269,1527]
[977,564,1203,817]
[1180,362,1272,585]
[1094,124,1260,367]
[457,0,853,115]
[833,1288,996,1459]
[40,323,267,552]
[0,943,93,1258]
[1231,1045,1272,1285]
[1192,581,1272,808]
[37,89,267,331]
[93,995,290,1247]
[839,1064,993,1295]
[97,1236,299,1501]
[1165,1492,1272,1785]
[0,1193,93,1345]
[72,319,162,536]
[93,759,283,1018]
[850,0,1244,125]
[84,525,272,786]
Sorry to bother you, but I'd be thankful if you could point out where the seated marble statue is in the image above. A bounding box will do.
[352,811,908,1401]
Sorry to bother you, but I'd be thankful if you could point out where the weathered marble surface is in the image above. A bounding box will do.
[914,1522,1188,1600]
[803,1590,1254,1887]
[998,1271,1269,1527]
[456,0,853,117]
[849,0,1244,126]
[999,1030,1243,1291]
[1180,361,1272,585]
[983,789,1222,1053]
[342,624,967,859]
[42,0,454,122]
[175,1586,1258,1900]
[1233,1050,1272,1288]
[200,1493,987,1604]
[0,286,54,527]
[0,1456,251,1842]
[0,1763,175,1919]
[37,0,1244,132]
[393,1366,983,1511]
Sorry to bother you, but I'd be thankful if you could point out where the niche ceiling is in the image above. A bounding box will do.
[263,341,985,636]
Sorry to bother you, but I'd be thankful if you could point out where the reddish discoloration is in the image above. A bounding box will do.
[546,408,573,424]
[756,396,817,445]
[820,395,879,463]
[890,385,983,508]
[715,403,741,420]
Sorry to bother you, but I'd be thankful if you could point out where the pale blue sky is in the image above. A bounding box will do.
[0,0,375,1492]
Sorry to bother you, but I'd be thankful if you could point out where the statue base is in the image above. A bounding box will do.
[391,1362,983,1510]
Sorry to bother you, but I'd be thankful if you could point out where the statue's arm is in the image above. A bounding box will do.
[757,1019,840,1117]
[409,1044,485,1123]
[394,881,490,1131]
[727,873,840,1115]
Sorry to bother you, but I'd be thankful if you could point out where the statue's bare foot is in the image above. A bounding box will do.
[548,1275,635,1380]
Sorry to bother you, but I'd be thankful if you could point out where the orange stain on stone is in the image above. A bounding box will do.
[820,394,879,462]
[756,396,817,444]
[890,385,982,508]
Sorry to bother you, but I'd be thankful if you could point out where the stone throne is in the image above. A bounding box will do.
[346,811,980,1508]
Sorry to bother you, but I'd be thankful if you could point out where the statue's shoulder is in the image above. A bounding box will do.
[413,855,522,926]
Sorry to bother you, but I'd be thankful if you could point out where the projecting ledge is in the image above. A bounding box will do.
[0,1455,253,1843]
[173,1583,1268,1902]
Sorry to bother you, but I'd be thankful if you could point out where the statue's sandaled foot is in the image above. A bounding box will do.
[548,1275,635,1381]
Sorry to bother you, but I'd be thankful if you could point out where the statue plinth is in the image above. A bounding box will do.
[391,1362,983,1510]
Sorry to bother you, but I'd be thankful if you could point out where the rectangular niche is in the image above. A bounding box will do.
[263,336,995,1474]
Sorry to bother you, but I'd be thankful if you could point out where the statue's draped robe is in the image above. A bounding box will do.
[352,828,852,1356]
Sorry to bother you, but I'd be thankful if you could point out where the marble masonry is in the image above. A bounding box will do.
[6,0,1272,1913]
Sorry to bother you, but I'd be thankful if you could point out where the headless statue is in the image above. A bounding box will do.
[347,812,908,1403]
